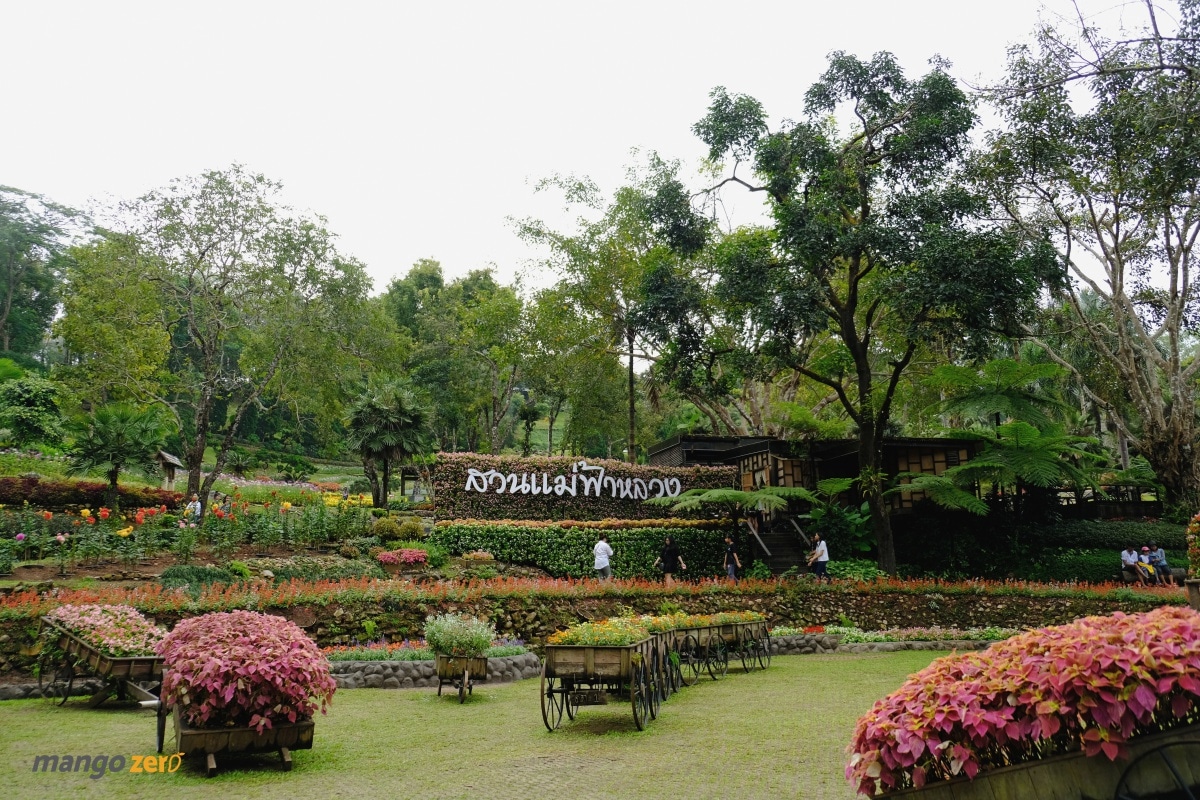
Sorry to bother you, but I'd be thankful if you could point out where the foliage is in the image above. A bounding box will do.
[827,559,888,582]
[0,186,78,355]
[1186,513,1200,577]
[846,607,1200,795]
[376,548,427,566]
[825,625,1020,644]
[423,612,496,658]
[43,603,165,657]
[157,610,336,733]
[745,560,772,580]
[241,556,385,583]
[546,617,650,646]
[372,517,403,542]
[0,376,63,448]
[159,564,240,594]
[397,518,424,540]
[0,475,181,509]
[433,451,736,521]
[428,521,728,578]
[345,377,432,508]
[64,403,169,509]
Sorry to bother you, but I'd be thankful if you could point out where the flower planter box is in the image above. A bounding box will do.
[434,653,489,702]
[173,705,314,778]
[38,617,163,708]
[879,724,1200,800]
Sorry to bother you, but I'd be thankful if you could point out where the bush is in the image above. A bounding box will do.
[157,610,336,732]
[423,613,495,658]
[339,544,361,560]
[428,522,729,578]
[345,477,372,495]
[397,518,425,540]
[159,565,238,593]
[242,556,384,582]
[227,561,252,580]
[828,558,887,582]
[373,517,403,542]
[0,475,183,510]
[846,606,1200,795]
[1021,547,1186,583]
[370,508,387,518]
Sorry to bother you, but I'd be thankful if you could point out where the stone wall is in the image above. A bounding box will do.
[329,653,541,690]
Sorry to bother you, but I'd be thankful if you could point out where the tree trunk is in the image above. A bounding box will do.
[858,429,897,575]
[627,330,636,463]
[106,466,120,511]
[381,458,392,509]
[362,458,382,507]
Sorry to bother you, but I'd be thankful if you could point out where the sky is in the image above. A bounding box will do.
[1,0,1130,295]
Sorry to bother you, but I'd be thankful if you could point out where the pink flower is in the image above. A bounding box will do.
[178,521,186,528]
[55,533,66,544]
[15,533,25,542]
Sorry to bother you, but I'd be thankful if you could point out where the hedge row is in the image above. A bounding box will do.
[432,452,737,521]
[1022,547,1187,584]
[427,521,732,578]
[0,475,183,510]
[1020,519,1186,550]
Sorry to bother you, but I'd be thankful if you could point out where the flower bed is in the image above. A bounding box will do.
[322,639,528,662]
[43,604,164,657]
[820,625,1021,644]
[157,610,336,733]
[845,606,1200,796]
[547,617,650,646]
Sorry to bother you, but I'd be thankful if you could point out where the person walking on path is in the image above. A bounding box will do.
[724,535,741,582]
[654,536,686,586]
[593,534,614,580]
[807,531,830,582]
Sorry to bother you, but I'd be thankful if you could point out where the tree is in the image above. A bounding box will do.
[57,165,373,513]
[0,187,80,356]
[346,378,432,508]
[926,358,1069,432]
[0,375,64,448]
[673,54,1060,573]
[65,403,169,509]
[981,0,1200,513]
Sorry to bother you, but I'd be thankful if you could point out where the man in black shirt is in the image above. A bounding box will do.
[724,535,741,582]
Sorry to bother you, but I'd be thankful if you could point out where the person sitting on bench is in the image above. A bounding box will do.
[1146,541,1174,586]
[1121,545,1148,584]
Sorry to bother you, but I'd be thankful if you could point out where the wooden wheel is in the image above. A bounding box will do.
[630,663,649,731]
[706,638,728,680]
[739,629,757,672]
[37,652,73,705]
[1114,740,1200,799]
[646,650,662,719]
[756,632,772,670]
[540,662,565,731]
[458,668,469,704]
[678,634,702,687]
[564,679,579,720]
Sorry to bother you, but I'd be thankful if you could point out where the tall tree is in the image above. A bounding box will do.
[57,165,373,513]
[0,375,64,448]
[676,54,1060,573]
[65,403,169,510]
[345,378,432,508]
[981,0,1200,512]
[0,187,80,356]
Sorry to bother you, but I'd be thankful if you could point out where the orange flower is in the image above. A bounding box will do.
[135,512,145,525]
[41,511,52,521]
[98,508,111,520]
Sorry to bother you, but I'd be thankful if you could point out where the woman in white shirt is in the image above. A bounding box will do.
[593,535,614,580]
[807,532,830,582]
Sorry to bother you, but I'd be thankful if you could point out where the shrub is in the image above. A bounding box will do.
[828,558,887,582]
[845,606,1200,795]
[745,560,772,580]
[370,508,387,518]
[423,613,495,657]
[157,610,336,732]
[0,538,11,575]
[44,604,165,657]
[397,519,424,540]
[159,565,238,593]
[227,561,252,580]
[339,544,361,560]
[373,517,403,542]
[0,475,183,510]
[242,556,384,582]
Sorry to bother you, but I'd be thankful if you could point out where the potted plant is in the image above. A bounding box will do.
[38,603,165,705]
[156,610,336,776]
[1186,513,1200,610]
[846,606,1200,798]
[424,613,495,702]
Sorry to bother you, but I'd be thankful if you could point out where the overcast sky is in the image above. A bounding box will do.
[1,0,1129,294]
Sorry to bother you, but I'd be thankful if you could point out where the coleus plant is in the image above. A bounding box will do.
[156,610,336,733]
[846,606,1200,796]
[44,603,165,657]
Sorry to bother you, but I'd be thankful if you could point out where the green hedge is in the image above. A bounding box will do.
[427,522,731,578]
[1022,547,1186,584]
[1022,519,1185,550]
[433,452,737,521]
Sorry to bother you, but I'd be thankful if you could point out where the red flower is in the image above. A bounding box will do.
[98,508,111,520]
[86,517,96,525]
[41,511,53,521]
[135,512,146,525]
[214,508,225,519]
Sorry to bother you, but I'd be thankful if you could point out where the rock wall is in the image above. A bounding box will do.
[329,653,541,690]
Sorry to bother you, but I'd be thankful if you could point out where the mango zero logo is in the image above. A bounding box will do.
[31,752,184,779]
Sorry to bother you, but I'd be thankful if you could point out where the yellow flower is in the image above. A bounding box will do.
[80,509,92,518]
[281,501,292,511]
[115,526,133,537]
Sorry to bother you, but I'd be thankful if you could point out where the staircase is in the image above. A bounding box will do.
[747,529,811,575]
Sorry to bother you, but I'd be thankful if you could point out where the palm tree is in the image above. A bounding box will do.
[66,403,170,510]
[346,379,432,508]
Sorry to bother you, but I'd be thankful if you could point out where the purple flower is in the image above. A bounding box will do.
[15,533,25,541]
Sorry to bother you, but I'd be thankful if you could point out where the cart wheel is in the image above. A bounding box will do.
[437,677,444,696]
[646,650,662,719]
[630,663,649,731]
[757,632,772,670]
[739,629,757,673]
[37,653,73,705]
[679,634,702,686]
[459,669,469,704]
[1113,739,1200,799]
[564,679,579,721]
[540,662,565,731]
[707,638,728,680]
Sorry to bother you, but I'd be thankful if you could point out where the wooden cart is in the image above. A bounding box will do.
[539,637,661,731]
[435,654,489,703]
[37,617,164,711]
[716,619,772,673]
[173,705,314,777]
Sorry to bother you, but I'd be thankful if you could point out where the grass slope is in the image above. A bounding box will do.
[0,651,937,799]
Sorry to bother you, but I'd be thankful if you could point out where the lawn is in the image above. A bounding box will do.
[0,651,938,799]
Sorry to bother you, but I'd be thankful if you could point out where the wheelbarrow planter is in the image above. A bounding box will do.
[435,654,489,702]
[173,705,315,778]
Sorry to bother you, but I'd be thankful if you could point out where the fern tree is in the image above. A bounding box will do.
[66,403,169,510]
[346,379,432,508]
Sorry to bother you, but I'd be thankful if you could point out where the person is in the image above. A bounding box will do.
[1139,546,1163,585]
[593,534,614,580]
[723,535,741,582]
[1121,544,1147,584]
[807,532,830,582]
[653,535,686,586]
[184,493,201,520]
[1147,541,1173,586]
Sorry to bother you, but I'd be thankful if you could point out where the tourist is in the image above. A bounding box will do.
[1121,544,1147,584]
[1139,546,1163,585]
[807,531,830,582]
[593,534,613,581]
[1147,541,1173,586]
[185,493,201,520]
[654,535,686,586]
[724,535,741,582]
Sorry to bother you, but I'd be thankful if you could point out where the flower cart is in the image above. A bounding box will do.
[172,705,315,778]
[37,613,164,712]
[715,618,771,673]
[539,635,661,731]
[435,654,489,703]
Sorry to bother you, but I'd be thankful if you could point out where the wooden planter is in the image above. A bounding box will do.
[879,724,1200,799]
[173,706,314,777]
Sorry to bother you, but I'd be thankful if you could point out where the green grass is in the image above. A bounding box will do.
[0,650,938,799]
